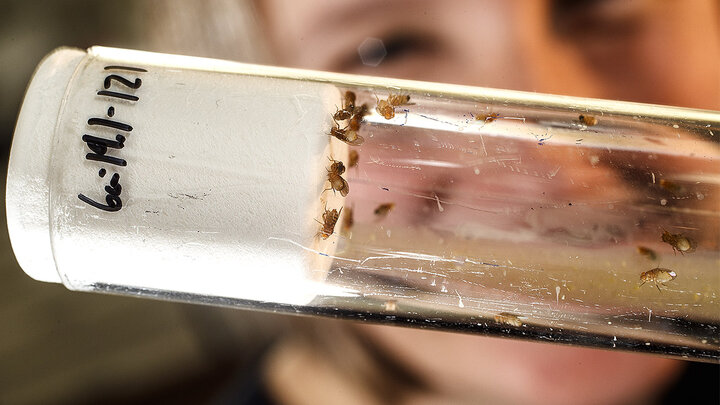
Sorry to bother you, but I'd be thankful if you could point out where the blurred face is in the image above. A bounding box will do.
[261,1,718,404]
[264,0,719,109]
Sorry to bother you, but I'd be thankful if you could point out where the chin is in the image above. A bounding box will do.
[359,324,683,405]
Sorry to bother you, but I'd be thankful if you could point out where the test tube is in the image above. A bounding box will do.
[7,46,719,362]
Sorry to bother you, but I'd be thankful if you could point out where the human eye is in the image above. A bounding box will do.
[331,29,446,77]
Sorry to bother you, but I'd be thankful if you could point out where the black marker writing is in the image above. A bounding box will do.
[79,64,145,212]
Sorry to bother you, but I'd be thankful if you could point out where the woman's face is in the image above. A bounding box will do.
[261,1,718,403]
[264,0,719,109]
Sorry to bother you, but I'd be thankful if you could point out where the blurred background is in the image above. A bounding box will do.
[1,1,291,403]
[2,1,719,404]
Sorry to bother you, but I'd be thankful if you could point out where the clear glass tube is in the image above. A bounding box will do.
[312,85,720,362]
[7,47,719,362]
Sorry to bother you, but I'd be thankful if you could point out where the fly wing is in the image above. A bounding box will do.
[339,177,349,197]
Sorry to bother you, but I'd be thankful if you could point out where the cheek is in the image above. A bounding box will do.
[359,324,683,405]
[443,1,605,97]
[633,14,720,109]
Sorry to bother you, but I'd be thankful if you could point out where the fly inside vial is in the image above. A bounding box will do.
[319,83,719,361]
[6,46,720,362]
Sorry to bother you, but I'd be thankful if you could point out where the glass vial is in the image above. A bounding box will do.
[7,47,719,361]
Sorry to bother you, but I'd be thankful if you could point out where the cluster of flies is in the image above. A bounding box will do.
[635,229,696,292]
[325,100,695,325]
[319,91,407,239]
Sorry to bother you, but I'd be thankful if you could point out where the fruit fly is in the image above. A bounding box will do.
[375,93,411,120]
[661,229,697,255]
[374,202,395,218]
[477,112,500,123]
[494,312,523,327]
[317,206,343,239]
[636,246,657,261]
[579,114,598,126]
[348,150,359,168]
[329,121,365,146]
[388,94,411,106]
[640,267,677,292]
[384,299,397,312]
[326,158,349,196]
[328,157,346,175]
[341,205,354,233]
[333,91,357,120]
[348,103,368,131]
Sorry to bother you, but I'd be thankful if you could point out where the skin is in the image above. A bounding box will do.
[264,0,719,109]
[260,1,719,404]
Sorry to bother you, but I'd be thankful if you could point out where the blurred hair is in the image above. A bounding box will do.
[144,0,272,63]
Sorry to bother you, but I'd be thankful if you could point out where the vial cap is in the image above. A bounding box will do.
[6,48,86,283]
